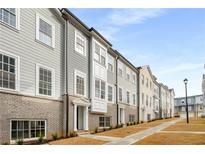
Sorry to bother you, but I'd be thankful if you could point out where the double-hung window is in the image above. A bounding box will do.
[133,94,136,105]
[129,115,135,122]
[36,64,54,96]
[75,70,86,96]
[126,67,131,81]
[95,78,106,100]
[0,52,18,90]
[132,73,136,84]
[36,14,55,48]
[11,120,46,140]
[118,61,123,77]
[75,30,86,56]
[146,95,149,106]
[108,55,114,73]
[142,93,144,105]
[108,85,113,102]
[94,42,106,66]
[0,8,19,28]
[99,116,111,127]
[127,91,130,104]
[119,87,123,102]
[141,74,144,85]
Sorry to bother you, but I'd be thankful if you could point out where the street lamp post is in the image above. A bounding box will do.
[184,78,189,123]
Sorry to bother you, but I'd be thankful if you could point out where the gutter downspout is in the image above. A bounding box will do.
[115,55,119,125]
[64,18,69,137]
[137,67,141,124]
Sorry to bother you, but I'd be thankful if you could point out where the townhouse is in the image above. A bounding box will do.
[202,74,205,116]
[0,8,65,143]
[139,65,155,122]
[0,8,175,144]
[174,94,203,118]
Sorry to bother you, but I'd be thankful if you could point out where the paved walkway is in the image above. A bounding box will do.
[160,130,205,134]
[104,119,181,145]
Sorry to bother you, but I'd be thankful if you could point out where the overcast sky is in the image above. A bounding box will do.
[70,8,205,97]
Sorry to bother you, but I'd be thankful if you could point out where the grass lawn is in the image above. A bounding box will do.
[133,132,205,145]
[97,117,178,138]
[48,137,107,145]
[164,117,205,132]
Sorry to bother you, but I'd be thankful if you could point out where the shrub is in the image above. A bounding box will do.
[38,135,44,143]
[140,121,144,123]
[109,125,113,130]
[52,132,58,140]
[70,131,78,137]
[95,127,98,133]
[127,123,130,126]
[133,121,136,125]
[16,139,24,145]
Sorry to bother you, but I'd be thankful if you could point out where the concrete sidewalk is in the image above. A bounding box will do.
[104,119,181,145]
[79,134,122,142]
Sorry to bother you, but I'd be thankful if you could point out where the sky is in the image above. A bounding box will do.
[70,8,205,97]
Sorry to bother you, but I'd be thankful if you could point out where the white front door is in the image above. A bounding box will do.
[119,108,125,124]
[77,106,84,130]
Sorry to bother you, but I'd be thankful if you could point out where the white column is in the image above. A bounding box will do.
[84,106,89,130]
[74,104,77,131]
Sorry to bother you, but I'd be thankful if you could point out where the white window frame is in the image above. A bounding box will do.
[141,74,144,85]
[0,8,20,30]
[94,40,107,67]
[75,29,87,57]
[107,84,114,103]
[36,63,55,97]
[0,49,20,92]
[126,90,130,104]
[74,69,86,97]
[118,86,123,102]
[36,13,55,48]
[181,106,185,112]
[94,78,106,100]
[133,93,136,106]
[108,54,114,73]
[118,61,123,77]
[10,119,47,143]
[132,72,136,84]
[126,67,131,81]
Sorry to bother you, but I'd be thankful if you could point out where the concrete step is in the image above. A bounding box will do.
[77,130,90,135]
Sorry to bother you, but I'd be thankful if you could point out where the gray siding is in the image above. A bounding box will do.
[0,8,64,99]
[67,21,89,97]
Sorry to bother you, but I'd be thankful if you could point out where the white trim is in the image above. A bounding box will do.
[0,49,20,92]
[118,86,123,102]
[35,13,55,48]
[35,63,55,98]
[126,89,130,104]
[94,77,106,101]
[74,29,87,57]
[10,119,47,143]
[107,83,114,103]
[74,69,87,97]
[0,8,20,31]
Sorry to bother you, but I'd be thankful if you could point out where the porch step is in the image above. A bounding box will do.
[77,130,90,136]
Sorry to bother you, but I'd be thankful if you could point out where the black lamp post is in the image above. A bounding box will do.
[183,78,189,123]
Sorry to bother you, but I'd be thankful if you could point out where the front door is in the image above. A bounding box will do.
[77,106,84,130]
[119,108,124,124]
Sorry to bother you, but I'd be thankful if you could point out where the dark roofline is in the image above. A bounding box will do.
[113,50,139,72]
[61,8,112,46]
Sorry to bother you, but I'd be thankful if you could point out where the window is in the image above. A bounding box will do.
[132,73,136,84]
[141,75,144,85]
[36,14,55,47]
[129,115,135,122]
[127,91,130,103]
[118,61,123,77]
[133,94,136,105]
[146,78,149,88]
[0,52,17,90]
[150,82,152,90]
[75,70,86,96]
[150,97,152,107]
[181,106,185,112]
[75,30,86,56]
[0,8,18,28]
[108,55,114,72]
[11,120,45,140]
[188,106,192,111]
[119,87,122,102]
[146,95,149,106]
[108,85,113,102]
[94,42,106,66]
[36,64,54,96]
[142,93,144,105]
[95,78,106,100]
[99,117,111,127]
[126,67,131,81]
